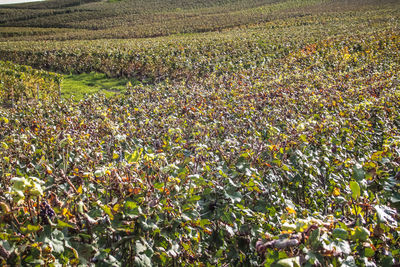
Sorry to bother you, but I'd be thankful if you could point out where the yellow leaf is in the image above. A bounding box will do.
[1,142,9,150]
[62,208,73,218]
[333,188,340,196]
[286,207,296,214]
[101,205,114,220]
[113,204,121,212]
[77,185,83,194]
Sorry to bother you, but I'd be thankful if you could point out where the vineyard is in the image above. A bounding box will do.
[0,0,400,266]
[0,60,61,104]
[0,0,332,40]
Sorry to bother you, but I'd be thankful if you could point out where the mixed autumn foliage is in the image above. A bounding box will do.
[0,0,399,266]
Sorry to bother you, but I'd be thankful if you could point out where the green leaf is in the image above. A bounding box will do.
[101,205,114,220]
[391,191,400,202]
[308,228,320,250]
[125,149,141,163]
[188,195,201,202]
[365,247,375,257]
[224,190,242,203]
[167,241,180,258]
[362,257,377,267]
[275,256,301,267]
[199,219,212,227]
[10,177,28,191]
[282,164,290,171]
[94,169,104,177]
[350,181,361,200]
[49,230,65,254]
[29,182,43,196]
[332,228,348,239]
[57,219,75,229]
[341,256,357,267]
[125,200,138,210]
[125,200,141,216]
[353,164,365,181]
[303,248,321,265]
[351,226,370,242]
[21,224,41,234]
[225,225,234,236]
[135,240,147,254]
[325,240,351,255]
[153,182,164,190]
[380,255,394,266]
[375,205,397,227]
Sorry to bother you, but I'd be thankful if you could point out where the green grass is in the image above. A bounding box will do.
[61,72,137,100]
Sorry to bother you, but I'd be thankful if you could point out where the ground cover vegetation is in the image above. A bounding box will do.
[61,72,137,100]
[0,0,400,266]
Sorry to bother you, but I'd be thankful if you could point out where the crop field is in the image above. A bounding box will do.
[0,0,400,266]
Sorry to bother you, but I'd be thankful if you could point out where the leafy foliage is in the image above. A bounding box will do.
[0,0,400,266]
[0,60,61,104]
[0,0,324,40]
[0,1,399,82]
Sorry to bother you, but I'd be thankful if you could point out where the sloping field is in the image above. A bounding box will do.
[0,0,396,40]
[0,0,399,266]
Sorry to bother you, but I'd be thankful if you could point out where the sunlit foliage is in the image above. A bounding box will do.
[0,0,399,266]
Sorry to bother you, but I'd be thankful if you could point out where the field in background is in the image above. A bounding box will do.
[0,0,398,40]
[0,0,399,266]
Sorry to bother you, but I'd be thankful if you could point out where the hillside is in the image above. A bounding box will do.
[0,0,397,40]
[0,0,399,266]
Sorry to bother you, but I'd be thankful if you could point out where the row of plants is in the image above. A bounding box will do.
[0,28,399,265]
[3,0,395,41]
[0,5,398,82]
[0,60,62,104]
[0,27,72,39]
[0,0,301,32]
